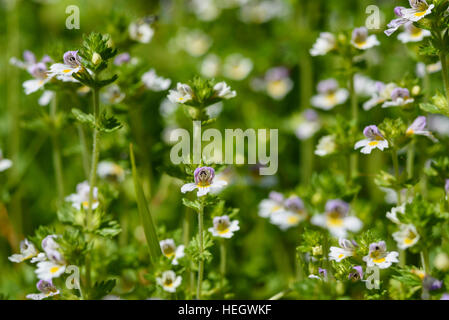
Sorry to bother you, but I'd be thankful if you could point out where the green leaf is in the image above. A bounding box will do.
[89,280,117,300]
[72,108,96,128]
[98,112,122,133]
[182,198,201,211]
[129,143,161,265]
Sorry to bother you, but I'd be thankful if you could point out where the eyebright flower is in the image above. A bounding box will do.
[264,67,293,100]
[363,82,397,110]
[416,61,442,78]
[406,116,437,142]
[354,74,378,97]
[156,271,182,293]
[129,21,154,43]
[0,149,13,172]
[311,199,363,238]
[310,32,336,56]
[35,235,67,280]
[213,81,236,99]
[160,239,185,265]
[385,1,435,36]
[311,79,349,110]
[65,181,99,210]
[258,191,284,218]
[350,27,380,50]
[354,125,389,154]
[222,53,253,80]
[114,52,131,66]
[393,224,420,250]
[200,53,221,78]
[295,109,321,141]
[22,62,52,95]
[97,161,125,182]
[10,50,52,72]
[175,29,213,57]
[142,69,171,91]
[398,22,431,43]
[181,167,227,197]
[386,203,406,224]
[102,84,125,104]
[26,280,59,300]
[348,266,364,282]
[8,239,38,263]
[48,50,82,83]
[315,135,337,157]
[382,87,414,108]
[422,276,443,292]
[270,196,307,230]
[208,215,240,239]
[309,268,328,281]
[329,238,358,262]
[363,241,399,269]
[167,82,193,104]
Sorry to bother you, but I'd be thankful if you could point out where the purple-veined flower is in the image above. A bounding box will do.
[385,1,435,36]
[309,268,328,281]
[363,241,399,269]
[311,79,349,110]
[160,239,185,265]
[35,235,67,281]
[382,87,414,108]
[270,195,307,230]
[363,82,397,110]
[406,116,438,142]
[351,27,380,50]
[181,167,227,197]
[258,191,285,218]
[156,271,182,293]
[295,109,321,141]
[393,224,420,250]
[208,215,240,239]
[48,50,82,83]
[8,239,38,263]
[26,280,59,300]
[398,22,431,43]
[114,52,131,66]
[264,67,293,100]
[355,125,389,154]
[310,32,336,56]
[348,266,364,282]
[311,199,363,238]
[329,238,358,262]
[65,181,99,210]
[213,81,237,99]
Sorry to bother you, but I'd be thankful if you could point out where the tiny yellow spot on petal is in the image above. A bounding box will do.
[50,266,60,274]
[368,141,379,146]
[373,257,386,264]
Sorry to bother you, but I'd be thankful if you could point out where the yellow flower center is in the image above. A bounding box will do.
[368,141,379,146]
[50,266,60,274]
[373,257,386,264]
[287,216,300,225]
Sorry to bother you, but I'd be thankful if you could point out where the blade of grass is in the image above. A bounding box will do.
[129,143,161,264]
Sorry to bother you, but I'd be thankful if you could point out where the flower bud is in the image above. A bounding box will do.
[411,85,421,96]
[434,252,449,271]
[92,52,102,65]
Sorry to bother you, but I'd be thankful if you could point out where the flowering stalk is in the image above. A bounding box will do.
[50,93,65,203]
[439,51,449,103]
[196,199,204,300]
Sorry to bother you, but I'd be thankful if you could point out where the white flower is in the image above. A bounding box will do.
[8,239,38,263]
[416,61,442,78]
[258,191,284,218]
[142,69,171,91]
[382,87,414,108]
[181,167,227,197]
[23,62,51,94]
[208,215,240,239]
[177,29,212,57]
[311,79,349,110]
[310,32,336,56]
[385,1,435,36]
[363,82,397,111]
[167,83,193,104]
[102,84,125,104]
[157,271,182,293]
[223,53,253,80]
[213,81,236,99]
[97,161,125,182]
[270,211,303,231]
[386,203,406,224]
[315,135,336,157]
[35,235,66,281]
[65,181,99,210]
[26,280,59,300]
[47,51,82,83]
[35,260,66,281]
[0,149,13,172]
[351,27,380,50]
[200,54,221,78]
[239,0,287,24]
[311,199,362,238]
[428,114,449,137]
[191,0,221,21]
[129,22,154,43]
[264,67,293,100]
[160,239,185,265]
[393,224,420,250]
[363,241,399,269]
[38,90,55,106]
[329,238,358,262]
[354,74,378,97]
[354,125,389,154]
[398,22,431,43]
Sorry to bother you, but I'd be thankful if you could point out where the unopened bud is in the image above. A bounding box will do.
[92,52,102,65]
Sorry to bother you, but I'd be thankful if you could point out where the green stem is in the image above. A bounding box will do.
[196,201,204,300]
[77,124,90,179]
[406,141,415,202]
[349,73,359,179]
[421,248,431,274]
[439,52,449,103]
[391,150,402,204]
[50,93,65,203]
[220,239,226,294]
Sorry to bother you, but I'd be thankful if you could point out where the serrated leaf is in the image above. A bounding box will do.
[98,112,122,133]
[182,198,201,211]
[89,280,117,300]
[72,108,96,128]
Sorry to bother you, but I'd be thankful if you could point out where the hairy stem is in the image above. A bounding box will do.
[50,93,65,203]
[220,239,226,294]
[439,52,449,103]
[196,201,204,300]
